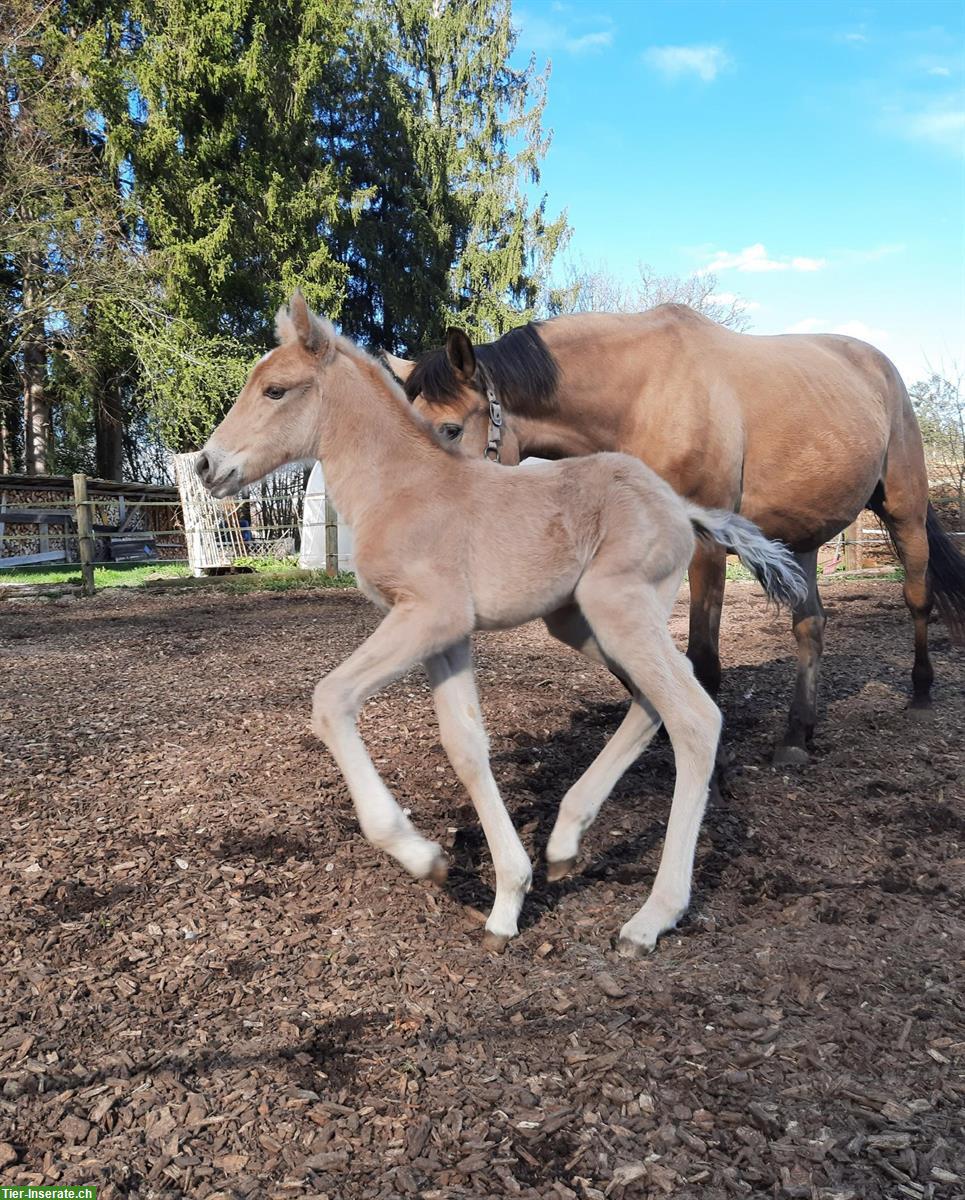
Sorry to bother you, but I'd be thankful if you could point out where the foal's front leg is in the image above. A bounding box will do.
[313,603,468,880]
[425,641,532,950]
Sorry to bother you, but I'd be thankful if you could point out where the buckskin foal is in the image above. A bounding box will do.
[385,308,965,764]
[197,293,806,955]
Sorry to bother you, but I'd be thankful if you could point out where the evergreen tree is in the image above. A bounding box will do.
[2,0,569,475]
[1,0,144,475]
[339,0,569,350]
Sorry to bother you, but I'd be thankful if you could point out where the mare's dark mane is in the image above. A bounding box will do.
[404,322,560,414]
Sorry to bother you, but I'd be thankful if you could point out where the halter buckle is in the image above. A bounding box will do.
[479,366,504,462]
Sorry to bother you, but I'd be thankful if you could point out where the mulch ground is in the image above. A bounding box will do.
[1,579,963,1200]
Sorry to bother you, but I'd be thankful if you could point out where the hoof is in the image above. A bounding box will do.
[907,698,933,718]
[482,930,511,954]
[427,854,449,885]
[616,936,653,960]
[546,856,576,883]
[773,744,809,767]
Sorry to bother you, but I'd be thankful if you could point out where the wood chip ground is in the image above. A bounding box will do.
[1,580,963,1199]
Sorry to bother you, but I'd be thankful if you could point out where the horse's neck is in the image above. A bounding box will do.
[317,353,441,526]
[516,315,663,457]
[512,323,624,457]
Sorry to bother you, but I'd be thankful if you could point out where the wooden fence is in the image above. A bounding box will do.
[0,473,184,570]
[3,466,960,596]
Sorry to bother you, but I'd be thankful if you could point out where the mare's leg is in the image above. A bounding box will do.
[774,549,825,766]
[575,573,722,955]
[312,603,469,880]
[686,540,727,697]
[542,603,662,879]
[871,486,934,710]
[425,640,532,950]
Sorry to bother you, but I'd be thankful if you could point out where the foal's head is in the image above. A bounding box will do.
[394,329,524,465]
[196,292,334,496]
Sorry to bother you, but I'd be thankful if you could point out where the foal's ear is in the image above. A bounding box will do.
[446,327,477,380]
[379,350,417,383]
[279,289,334,358]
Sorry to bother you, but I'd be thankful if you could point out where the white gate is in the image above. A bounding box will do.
[172,453,309,574]
[300,461,354,571]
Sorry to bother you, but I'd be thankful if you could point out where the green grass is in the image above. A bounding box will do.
[0,556,357,595]
[0,561,191,588]
[725,561,755,582]
[220,568,357,593]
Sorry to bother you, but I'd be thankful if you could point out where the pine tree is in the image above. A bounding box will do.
[1,0,143,475]
[100,0,357,338]
[342,0,569,350]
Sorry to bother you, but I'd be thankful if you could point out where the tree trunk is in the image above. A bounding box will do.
[0,395,18,472]
[22,339,51,475]
[94,376,125,481]
[21,275,51,475]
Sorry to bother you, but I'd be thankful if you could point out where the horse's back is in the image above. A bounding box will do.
[638,314,912,541]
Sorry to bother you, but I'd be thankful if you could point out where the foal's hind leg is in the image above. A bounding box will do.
[774,549,825,766]
[542,604,662,879]
[425,640,532,949]
[575,576,722,955]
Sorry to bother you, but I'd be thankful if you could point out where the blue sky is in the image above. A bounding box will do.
[512,0,964,384]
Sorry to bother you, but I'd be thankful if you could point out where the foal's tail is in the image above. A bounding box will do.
[687,505,809,609]
[926,503,965,643]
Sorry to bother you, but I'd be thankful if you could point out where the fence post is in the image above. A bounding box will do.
[324,497,339,576]
[843,518,862,573]
[73,472,96,596]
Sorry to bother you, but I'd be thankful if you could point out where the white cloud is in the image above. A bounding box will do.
[840,31,868,45]
[846,243,906,263]
[883,97,965,155]
[785,317,824,334]
[516,10,613,56]
[698,243,827,275]
[833,320,889,344]
[783,317,889,346]
[928,66,952,77]
[903,106,965,150]
[566,30,613,53]
[643,44,731,83]
[706,291,761,311]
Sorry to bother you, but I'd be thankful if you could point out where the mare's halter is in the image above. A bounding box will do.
[477,362,503,462]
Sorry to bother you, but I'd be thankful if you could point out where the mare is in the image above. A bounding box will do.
[385,306,965,764]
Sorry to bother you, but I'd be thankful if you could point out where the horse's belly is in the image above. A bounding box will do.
[473,573,578,630]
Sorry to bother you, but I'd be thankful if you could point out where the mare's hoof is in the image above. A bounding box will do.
[427,854,449,885]
[773,744,809,767]
[907,699,933,718]
[615,935,654,960]
[482,931,511,954]
[546,856,576,883]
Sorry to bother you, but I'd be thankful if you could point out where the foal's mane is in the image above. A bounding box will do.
[334,332,459,455]
[404,322,560,415]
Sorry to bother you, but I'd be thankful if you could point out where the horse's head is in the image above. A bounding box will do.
[390,329,522,465]
[196,292,334,496]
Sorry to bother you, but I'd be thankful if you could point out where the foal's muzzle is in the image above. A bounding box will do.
[195,446,242,497]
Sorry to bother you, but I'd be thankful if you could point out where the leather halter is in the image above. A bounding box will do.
[477,362,503,462]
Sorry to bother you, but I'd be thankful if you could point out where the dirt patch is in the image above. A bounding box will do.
[1,580,962,1199]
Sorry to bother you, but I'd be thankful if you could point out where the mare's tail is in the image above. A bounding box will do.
[926,503,965,643]
[686,504,808,609]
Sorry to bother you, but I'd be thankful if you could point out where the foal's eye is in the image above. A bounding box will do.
[439,423,463,442]
[264,385,286,400]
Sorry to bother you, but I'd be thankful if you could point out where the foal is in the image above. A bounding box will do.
[197,293,806,955]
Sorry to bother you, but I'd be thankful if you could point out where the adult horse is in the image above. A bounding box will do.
[383,304,965,763]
